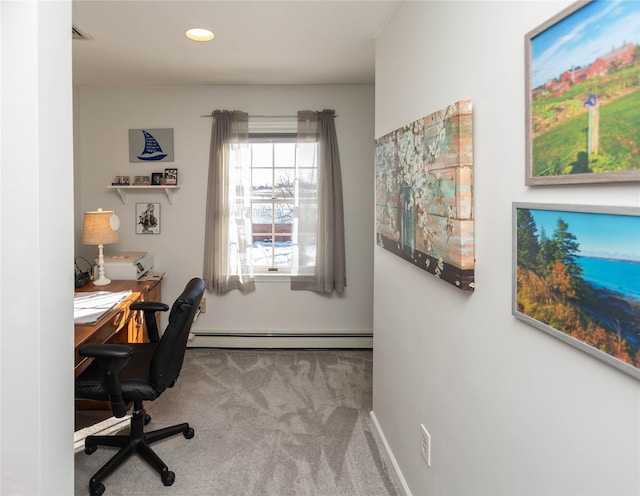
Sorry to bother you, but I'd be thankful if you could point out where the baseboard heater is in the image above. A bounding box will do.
[188,331,373,349]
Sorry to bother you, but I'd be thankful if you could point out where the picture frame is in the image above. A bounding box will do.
[112,176,130,186]
[151,172,163,185]
[164,168,178,185]
[375,100,474,291]
[513,202,640,379]
[525,0,640,185]
[128,128,174,163]
[136,202,160,235]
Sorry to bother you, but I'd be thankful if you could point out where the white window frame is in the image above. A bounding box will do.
[244,132,318,276]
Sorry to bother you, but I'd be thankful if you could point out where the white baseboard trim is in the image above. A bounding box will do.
[74,415,131,453]
[370,410,412,496]
[188,332,373,349]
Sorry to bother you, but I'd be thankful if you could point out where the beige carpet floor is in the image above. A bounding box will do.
[75,348,399,496]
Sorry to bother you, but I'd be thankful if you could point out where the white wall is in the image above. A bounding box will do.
[1,1,74,493]
[373,2,639,495]
[75,85,374,344]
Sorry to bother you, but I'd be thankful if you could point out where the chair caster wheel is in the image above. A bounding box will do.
[144,413,152,425]
[184,427,195,439]
[89,481,105,496]
[85,445,97,455]
[162,470,175,486]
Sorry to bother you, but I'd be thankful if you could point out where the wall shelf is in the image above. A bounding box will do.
[108,185,180,204]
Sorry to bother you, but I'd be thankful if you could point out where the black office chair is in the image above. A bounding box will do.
[75,277,205,496]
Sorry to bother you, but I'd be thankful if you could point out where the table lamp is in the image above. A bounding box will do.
[82,208,120,286]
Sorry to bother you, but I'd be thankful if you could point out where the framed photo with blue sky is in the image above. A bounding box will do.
[513,203,640,379]
[525,0,640,185]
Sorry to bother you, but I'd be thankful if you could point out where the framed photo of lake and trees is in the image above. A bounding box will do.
[513,203,640,379]
[525,0,640,185]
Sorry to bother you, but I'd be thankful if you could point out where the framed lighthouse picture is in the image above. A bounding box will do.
[128,128,174,162]
[525,0,640,185]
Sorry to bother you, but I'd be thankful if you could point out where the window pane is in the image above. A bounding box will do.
[274,239,292,266]
[252,203,273,228]
[252,143,273,167]
[274,228,292,247]
[252,169,273,198]
[275,226,292,244]
[274,143,295,167]
[251,241,272,267]
[273,169,294,198]
[274,202,294,225]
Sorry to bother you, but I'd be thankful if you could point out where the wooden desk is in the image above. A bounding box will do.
[74,278,162,378]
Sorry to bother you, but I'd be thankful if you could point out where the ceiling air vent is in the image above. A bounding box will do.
[72,25,92,40]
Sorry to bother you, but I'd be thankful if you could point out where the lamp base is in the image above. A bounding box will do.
[93,276,112,286]
[93,244,111,286]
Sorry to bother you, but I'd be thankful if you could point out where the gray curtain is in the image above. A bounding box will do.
[203,110,255,294]
[291,110,346,294]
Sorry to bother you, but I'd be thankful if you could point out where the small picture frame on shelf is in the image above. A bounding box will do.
[112,176,130,186]
[151,172,163,185]
[134,176,144,185]
[164,168,178,185]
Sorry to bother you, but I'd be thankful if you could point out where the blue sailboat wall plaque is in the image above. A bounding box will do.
[128,128,174,162]
[137,131,167,161]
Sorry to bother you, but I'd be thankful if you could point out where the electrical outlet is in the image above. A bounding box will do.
[198,297,206,314]
[420,424,431,467]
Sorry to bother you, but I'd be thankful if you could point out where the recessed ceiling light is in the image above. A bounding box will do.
[186,28,214,42]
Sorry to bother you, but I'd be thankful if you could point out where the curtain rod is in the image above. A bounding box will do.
[200,113,338,118]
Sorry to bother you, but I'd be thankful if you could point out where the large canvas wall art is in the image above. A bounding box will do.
[375,100,474,291]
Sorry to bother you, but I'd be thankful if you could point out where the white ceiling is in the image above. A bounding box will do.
[72,0,401,86]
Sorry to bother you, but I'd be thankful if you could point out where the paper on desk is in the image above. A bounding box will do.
[74,290,132,324]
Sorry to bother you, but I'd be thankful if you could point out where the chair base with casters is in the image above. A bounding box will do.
[84,400,194,496]
[76,277,205,496]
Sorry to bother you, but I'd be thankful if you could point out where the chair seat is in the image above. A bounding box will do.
[76,343,161,403]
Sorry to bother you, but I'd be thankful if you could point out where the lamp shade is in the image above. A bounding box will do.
[82,208,119,245]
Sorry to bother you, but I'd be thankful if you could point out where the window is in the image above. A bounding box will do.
[204,109,344,294]
[232,134,318,274]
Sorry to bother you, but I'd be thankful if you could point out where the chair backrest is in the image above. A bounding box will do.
[150,277,205,392]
